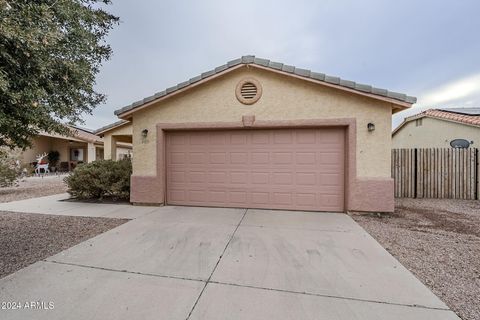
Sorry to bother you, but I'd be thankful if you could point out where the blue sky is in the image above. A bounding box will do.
[84,0,480,130]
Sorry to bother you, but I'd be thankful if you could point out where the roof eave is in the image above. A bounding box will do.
[251,64,414,110]
[95,120,131,136]
[115,56,416,118]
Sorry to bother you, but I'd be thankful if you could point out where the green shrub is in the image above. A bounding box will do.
[64,158,132,200]
[0,148,20,187]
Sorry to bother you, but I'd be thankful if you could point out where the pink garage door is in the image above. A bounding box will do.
[166,128,345,212]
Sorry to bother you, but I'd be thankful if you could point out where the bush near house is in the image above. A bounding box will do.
[0,148,20,187]
[64,158,131,200]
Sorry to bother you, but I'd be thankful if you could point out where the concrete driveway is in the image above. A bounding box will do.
[0,202,460,319]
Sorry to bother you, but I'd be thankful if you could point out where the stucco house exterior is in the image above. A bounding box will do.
[20,121,133,171]
[20,125,104,171]
[393,108,480,148]
[114,55,416,212]
[94,120,133,160]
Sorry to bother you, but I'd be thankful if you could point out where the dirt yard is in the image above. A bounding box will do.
[0,211,128,279]
[353,198,480,320]
[0,175,68,203]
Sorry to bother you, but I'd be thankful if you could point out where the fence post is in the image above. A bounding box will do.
[414,148,418,198]
[475,148,480,200]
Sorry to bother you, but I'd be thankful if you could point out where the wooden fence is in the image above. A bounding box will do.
[392,148,479,199]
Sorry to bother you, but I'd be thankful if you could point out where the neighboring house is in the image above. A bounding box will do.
[114,55,416,212]
[393,108,480,148]
[20,120,134,171]
[20,125,104,171]
[94,120,133,160]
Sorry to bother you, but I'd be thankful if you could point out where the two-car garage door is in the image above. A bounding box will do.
[166,128,345,212]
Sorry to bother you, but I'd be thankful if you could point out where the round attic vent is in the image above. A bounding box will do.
[236,78,262,105]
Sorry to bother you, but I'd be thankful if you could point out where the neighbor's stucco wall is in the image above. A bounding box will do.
[21,136,91,165]
[21,136,52,164]
[131,67,393,178]
[53,139,70,162]
[393,117,480,148]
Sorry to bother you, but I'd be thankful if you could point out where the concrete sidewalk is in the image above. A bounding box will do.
[0,193,157,219]
[0,204,461,319]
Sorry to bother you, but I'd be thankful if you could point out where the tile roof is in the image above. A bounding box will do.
[393,108,480,135]
[94,120,130,135]
[67,125,103,143]
[114,55,417,116]
[421,109,480,126]
[39,125,103,143]
[437,107,480,116]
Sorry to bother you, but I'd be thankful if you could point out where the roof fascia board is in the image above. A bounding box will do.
[95,121,131,136]
[117,64,244,119]
[118,64,411,119]
[250,64,412,109]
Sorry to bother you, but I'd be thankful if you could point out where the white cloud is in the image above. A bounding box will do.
[393,72,480,130]
[418,73,480,106]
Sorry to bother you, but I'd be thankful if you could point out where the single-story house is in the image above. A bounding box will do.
[114,55,416,212]
[20,125,104,171]
[393,108,480,148]
[20,122,133,171]
[94,120,133,160]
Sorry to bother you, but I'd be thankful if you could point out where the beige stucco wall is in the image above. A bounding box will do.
[131,66,393,178]
[393,117,480,148]
[102,123,132,160]
[21,136,52,164]
[20,136,98,165]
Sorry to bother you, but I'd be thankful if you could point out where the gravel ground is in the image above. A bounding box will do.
[0,211,128,279]
[0,175,68,203]
[352,198,480,320]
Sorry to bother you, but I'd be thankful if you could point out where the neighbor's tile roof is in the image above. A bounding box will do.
[39,125,103,143]
[393,108,480,135]
[114,55,417,116]
[422,109,480,126]
[68,125,103,143]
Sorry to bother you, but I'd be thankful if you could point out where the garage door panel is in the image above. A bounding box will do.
[209,190,227,203]
[230,152,248,164]
[251,152,269,164]
[166,128,345,212]
[251,172,269,184]
[230,133,248,145]
[296,152,316,164]
[230,172,248,184]
[209,134,226,145]
[208,171,227,183]
[273,131,293,144]
[251,132,270,144]
[296,130,316,144]
[230,191,247,203]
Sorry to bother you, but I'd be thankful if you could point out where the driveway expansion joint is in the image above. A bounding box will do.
[44,260,205,283]
[208,280,452,312]
[239,224,353,233]
[185,208,248,320]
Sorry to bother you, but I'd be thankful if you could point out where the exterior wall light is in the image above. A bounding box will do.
[367,123,375,132]
[141,129,148,138]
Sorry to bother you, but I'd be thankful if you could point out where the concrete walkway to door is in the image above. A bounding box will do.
[0,200,460,319]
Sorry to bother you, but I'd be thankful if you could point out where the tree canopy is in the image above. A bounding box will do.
[0,0,119,149]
